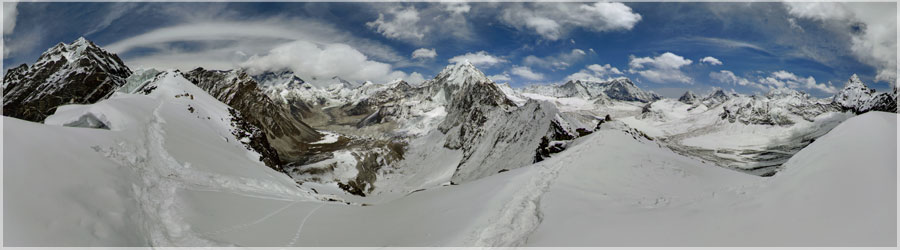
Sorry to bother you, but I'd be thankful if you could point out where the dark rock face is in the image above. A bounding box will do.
[861,92,897,113]
[3,38,131,122]
[184,68,322,166]
[678,91,698,104]
[832,75,897,114]
[227,108,285,171]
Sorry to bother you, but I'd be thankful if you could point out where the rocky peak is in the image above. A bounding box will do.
[833,74,896,114]
[252,70,306,89]
[432,61,491,87]
[184,68,322,167]
[678,91,698,104]
[3,37,131,122]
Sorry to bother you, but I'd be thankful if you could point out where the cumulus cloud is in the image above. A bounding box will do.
[443,2,470,15]
[710,69,838,94]
[3,2,18,35]
[367,6,427,42]
[565,63,624,82]
[710,70,766,90]
[700,56,723,66]
[784,2,897,84]
[488,73,511,82]
[448,51,507,68]
[411,48,437,60]
[366,3,474,44]
[628,52,693,84]
[240,40,424,85]
[523,49,587,70]
[498,2,642,40]
[764,70,838,94]
[510,65,544,80]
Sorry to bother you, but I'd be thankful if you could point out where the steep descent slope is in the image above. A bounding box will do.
[183,68,322,168]
[2,37,132,122]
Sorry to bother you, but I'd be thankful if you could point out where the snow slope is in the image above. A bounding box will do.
[527,112,897,246]
[4,71,317,246]
[4,94,895,247]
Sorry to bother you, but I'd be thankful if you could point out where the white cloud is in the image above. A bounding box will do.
[787,18,804,32]
[587,64,624,75]
[700,56,723,66]
[510,65,544,80]
[499,2,642,40]
[411,48,437,60]
[366,3,474,45]
[367,6,427,42]
[407,72,426,85]
[785,2,897,84]
[488,73,511,82]
[107,20,406,63]
[448,51,507,68]
[564,63,624,82]
[710,69,838,94]
[710,70,766,90]
[768,70,838,94]
[523,49,587,70]
[104,18,412,74]
[241,40,423,85]
[443,2,470,15]
[628,52,693,84]
[3,2,18,35]
[84,3,141,36]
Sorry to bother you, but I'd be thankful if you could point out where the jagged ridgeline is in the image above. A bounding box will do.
[3,38,131,122]
[5,37,895,197]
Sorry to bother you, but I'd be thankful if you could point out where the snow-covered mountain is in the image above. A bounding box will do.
[832,74,897,114]
[3,38,897,247]
[182,68,322,170]
[678,90,698,104]
[3,37,131,122]
[523,77,661,103]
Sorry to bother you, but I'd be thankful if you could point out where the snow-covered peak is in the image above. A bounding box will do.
[766,87,808,99]
[252,70,306,89]
[678,91,698,104]
[33,37,130,77]
[432,61,491,87]
[832,74,896,114]
[833,74,874,108]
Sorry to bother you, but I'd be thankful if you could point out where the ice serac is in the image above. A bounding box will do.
[832,74,897,114]
[183,68,322,167]
[2,37,132,122]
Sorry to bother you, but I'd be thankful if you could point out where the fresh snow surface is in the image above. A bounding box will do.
[528,113,897,246]
[4,63,896,247]
[4,86,896,248]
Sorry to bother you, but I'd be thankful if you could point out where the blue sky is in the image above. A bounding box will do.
[2,2,896,98]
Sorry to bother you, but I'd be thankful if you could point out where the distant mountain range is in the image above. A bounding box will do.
[3,37,897,193]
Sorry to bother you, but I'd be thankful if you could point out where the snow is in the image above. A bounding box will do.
[5,51,897,247]
[526,113,897,246]
[5,83,896,247]
[309,130,340,144]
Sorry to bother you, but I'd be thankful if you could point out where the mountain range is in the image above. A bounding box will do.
[3,37,897,247]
